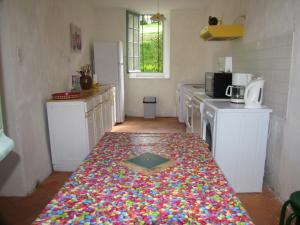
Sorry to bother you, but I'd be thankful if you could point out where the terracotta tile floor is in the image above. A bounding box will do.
[0,172,72,225]
[112,117,186,133]
[0,117,282,225]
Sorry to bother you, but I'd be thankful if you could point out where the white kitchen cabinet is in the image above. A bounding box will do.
[108,87,116,130]
[94,103,102,144]
[102,88,116,133]
[203,101,272,193]
[86,106,96,150]
[102,91,110,133]
[111,87,117,126]
[47,86,115,171]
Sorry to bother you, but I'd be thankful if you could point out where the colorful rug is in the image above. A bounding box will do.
[33,133,253,225]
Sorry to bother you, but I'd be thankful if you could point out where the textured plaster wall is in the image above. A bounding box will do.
[93,7,127,44]
[0,0,97,196]
[278,0,300,200]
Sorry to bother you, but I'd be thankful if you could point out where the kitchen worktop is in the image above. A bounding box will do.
[182,84,205,95]
[79,84,113,100]
[205,100,272,112]
[193,93,230,104]
[48,84,113,102]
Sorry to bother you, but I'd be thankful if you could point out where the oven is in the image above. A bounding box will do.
[202,102,217,156]
[191,97,203,136]
[183,91,193,132]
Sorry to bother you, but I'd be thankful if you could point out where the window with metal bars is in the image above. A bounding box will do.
[127,11,164,73]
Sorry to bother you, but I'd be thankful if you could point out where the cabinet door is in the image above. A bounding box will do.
[104,92,110,132]
[99,103,105,137]
[94,103,104,143]
[107,90,113,131]
[215,112,270,193]
[47,102,89,171]
[86,109,95,151]
[102,94,107,133]
[112,87,117,125]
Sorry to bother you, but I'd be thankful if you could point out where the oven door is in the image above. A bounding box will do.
[202,106,216,156]
[184,94,193,132]
[192,98,202,135]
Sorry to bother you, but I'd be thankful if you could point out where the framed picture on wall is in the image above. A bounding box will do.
[70,23,82,53]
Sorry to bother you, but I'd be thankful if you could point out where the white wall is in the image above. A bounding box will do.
[277,0,300,200]
[0,0,97,196]
[93,7,127,43]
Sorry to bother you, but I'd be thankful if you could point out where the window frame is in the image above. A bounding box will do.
[126,11,170,79]
[126,11,140,73]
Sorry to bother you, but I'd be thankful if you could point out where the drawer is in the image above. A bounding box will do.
[93,95,101,106]
[86,93,105,111]
[86,98,95,111]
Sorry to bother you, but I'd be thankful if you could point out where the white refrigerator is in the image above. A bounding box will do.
[93,41,125,123]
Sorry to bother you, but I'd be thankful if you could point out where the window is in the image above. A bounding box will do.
[127,11,168,78]
[127,11,140,72]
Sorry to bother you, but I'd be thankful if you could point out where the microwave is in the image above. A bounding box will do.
[205,72,232,98]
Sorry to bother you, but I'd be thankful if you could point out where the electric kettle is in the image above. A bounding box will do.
[244,77,265,108]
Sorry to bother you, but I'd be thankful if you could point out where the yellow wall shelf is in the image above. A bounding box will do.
[200,25,244,41]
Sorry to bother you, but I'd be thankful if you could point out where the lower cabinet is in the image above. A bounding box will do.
[214,110,271,193]
[47,87,115,171]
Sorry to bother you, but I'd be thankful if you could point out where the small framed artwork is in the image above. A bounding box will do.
[70,23,82,53]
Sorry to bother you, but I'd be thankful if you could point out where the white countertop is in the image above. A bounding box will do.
[182,84,205,95]
[205,100,272,112]
[193,93,230,102]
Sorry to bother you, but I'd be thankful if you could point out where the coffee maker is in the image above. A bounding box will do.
[225,73,253,103]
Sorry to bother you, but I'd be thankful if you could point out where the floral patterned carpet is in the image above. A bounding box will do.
[34,133,253,225]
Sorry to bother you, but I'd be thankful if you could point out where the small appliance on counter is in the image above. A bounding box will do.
[244,77,265,108]
[205,72,232,98]
[218,57,232,73]
[78,64,93,90]
[71,74,81,92]
[225,73,253,104]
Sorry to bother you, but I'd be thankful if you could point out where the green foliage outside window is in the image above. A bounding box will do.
[140,20,164,73]
[127,12,164,73]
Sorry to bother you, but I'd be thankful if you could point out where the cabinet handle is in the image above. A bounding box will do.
[85,111,93,118]
[205,111,214,118]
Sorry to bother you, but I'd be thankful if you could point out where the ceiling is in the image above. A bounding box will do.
[90,0,210,13]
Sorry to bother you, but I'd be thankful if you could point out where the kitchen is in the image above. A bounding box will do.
[0,0,300,224]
